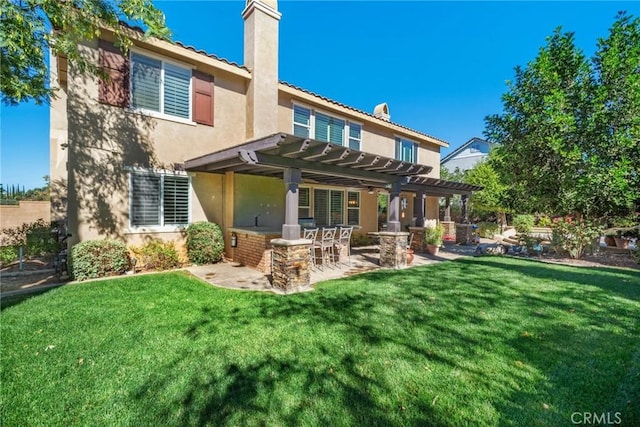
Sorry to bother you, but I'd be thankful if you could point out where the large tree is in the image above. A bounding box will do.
[0,0,170,105]
[485,12,640,220]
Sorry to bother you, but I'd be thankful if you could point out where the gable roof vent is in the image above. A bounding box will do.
[373,103,390,121]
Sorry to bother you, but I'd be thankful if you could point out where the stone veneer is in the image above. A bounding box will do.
[408,227,425,253]
[456,224,474,245]
[270,238,312,293]
[441,221,456,241]
[379,232,408,269]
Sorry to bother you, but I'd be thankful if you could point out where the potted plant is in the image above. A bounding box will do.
[424,224,444,256]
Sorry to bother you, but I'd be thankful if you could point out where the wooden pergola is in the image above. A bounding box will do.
[185,133,482,240]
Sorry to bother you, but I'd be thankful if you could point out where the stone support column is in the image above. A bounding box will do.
[379,231,408,269]
[408,227,425,253]
[270,238,312,293]
[456,224,473,245]
[387,182,402,232]
[282,167,301,240]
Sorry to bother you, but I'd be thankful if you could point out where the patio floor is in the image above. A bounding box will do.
[187,242,479,294]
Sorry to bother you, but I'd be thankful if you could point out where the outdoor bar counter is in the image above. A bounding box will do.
[228,227,282,273]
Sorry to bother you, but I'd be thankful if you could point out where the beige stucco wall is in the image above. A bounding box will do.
[56,39,249,246]
[233,174,285,228]
[0,201,51,231]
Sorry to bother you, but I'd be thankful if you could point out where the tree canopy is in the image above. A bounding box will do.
[0,0,170,106]
[485,11,640,220]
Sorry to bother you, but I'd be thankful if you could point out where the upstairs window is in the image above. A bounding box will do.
[130,170,190,228]
[315,113,345,145]
[293,106,311,138]
[98,42,214,126]
[131,53,191,120]
[292,105,361,149]
[395,137,418,163]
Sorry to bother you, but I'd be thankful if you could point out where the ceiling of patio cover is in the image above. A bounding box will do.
[184,133,482,196]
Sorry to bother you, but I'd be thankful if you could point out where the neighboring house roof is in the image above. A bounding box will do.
[440,137,492,164]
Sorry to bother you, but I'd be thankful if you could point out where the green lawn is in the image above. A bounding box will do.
[2,257,639,426]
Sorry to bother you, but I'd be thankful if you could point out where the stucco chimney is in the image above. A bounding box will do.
[242,0,281,139]
[373,102,390,121]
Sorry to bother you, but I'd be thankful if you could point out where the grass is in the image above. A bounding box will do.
[1,257,639,426]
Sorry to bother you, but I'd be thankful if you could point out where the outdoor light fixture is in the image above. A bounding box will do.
[231,233,238,247]
[367,186,374,194]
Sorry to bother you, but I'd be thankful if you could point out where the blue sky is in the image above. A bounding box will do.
[1,0,638,190]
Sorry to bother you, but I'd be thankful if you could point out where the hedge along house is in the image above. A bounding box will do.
[50,0,480,291]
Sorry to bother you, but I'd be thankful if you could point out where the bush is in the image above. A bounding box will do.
[0,245,19,264]
[185,221,224,264]
[71,239,130,281]
[131,240,181,271]
[0,219,58,258]
[477,222,500,239]
[551,217,602,259]
[350,233,374,247]
[513,215,535,233]
[536,214,553,228]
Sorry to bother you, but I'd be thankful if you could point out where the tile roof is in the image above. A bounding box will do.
[119,21,448,146]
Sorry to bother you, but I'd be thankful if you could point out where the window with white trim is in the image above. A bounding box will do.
[292,105,361,148]
[347,191,360,226]
[299,187,360,227]
[395,137,418,163]
[298,187,310,218]
[130,170,190,227]
[348,123,361,150]
[131,53,191,120]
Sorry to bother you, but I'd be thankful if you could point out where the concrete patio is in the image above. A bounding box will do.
[187,242,478,294]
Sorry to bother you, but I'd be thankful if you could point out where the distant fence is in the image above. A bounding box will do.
[0,201,51,231]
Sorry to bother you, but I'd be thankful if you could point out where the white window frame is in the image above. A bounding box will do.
[395,137,418,163]
[298,185,361,227]
[128,168,191,232]
[129,48,196,126]
[291,103,361,149]
[298,186,311,218]
[346,191,360,226]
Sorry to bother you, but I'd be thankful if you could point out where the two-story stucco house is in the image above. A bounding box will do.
[50,0,479,291]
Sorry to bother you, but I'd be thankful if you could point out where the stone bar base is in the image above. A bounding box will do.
[442,221,456,241]
[456,224,473,245]
[379,232,409,269]
[408,227,425,253]
[270,238,312,293]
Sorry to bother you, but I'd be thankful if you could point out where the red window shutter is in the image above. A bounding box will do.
[98,41,129,107]
[192,70,214,126]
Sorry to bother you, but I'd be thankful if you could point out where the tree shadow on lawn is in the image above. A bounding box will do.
[463,257,640,302]
[130,262,639,425]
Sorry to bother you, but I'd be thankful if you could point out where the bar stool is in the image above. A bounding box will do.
[334,226,353,267]
[303,228,319,270]
[318,227,337,269]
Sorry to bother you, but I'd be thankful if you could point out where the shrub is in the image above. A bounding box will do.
[424,224,444,246]
[0,245,19,264]
[551,216,602,259]
[71,239,130,281]
[513,214,535,233]
[131,240,181,271]
[477,222,500,239]
[0,219,57,258]
[185,221,224,264]
[350,233,374,247]
[536,214,553,228]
